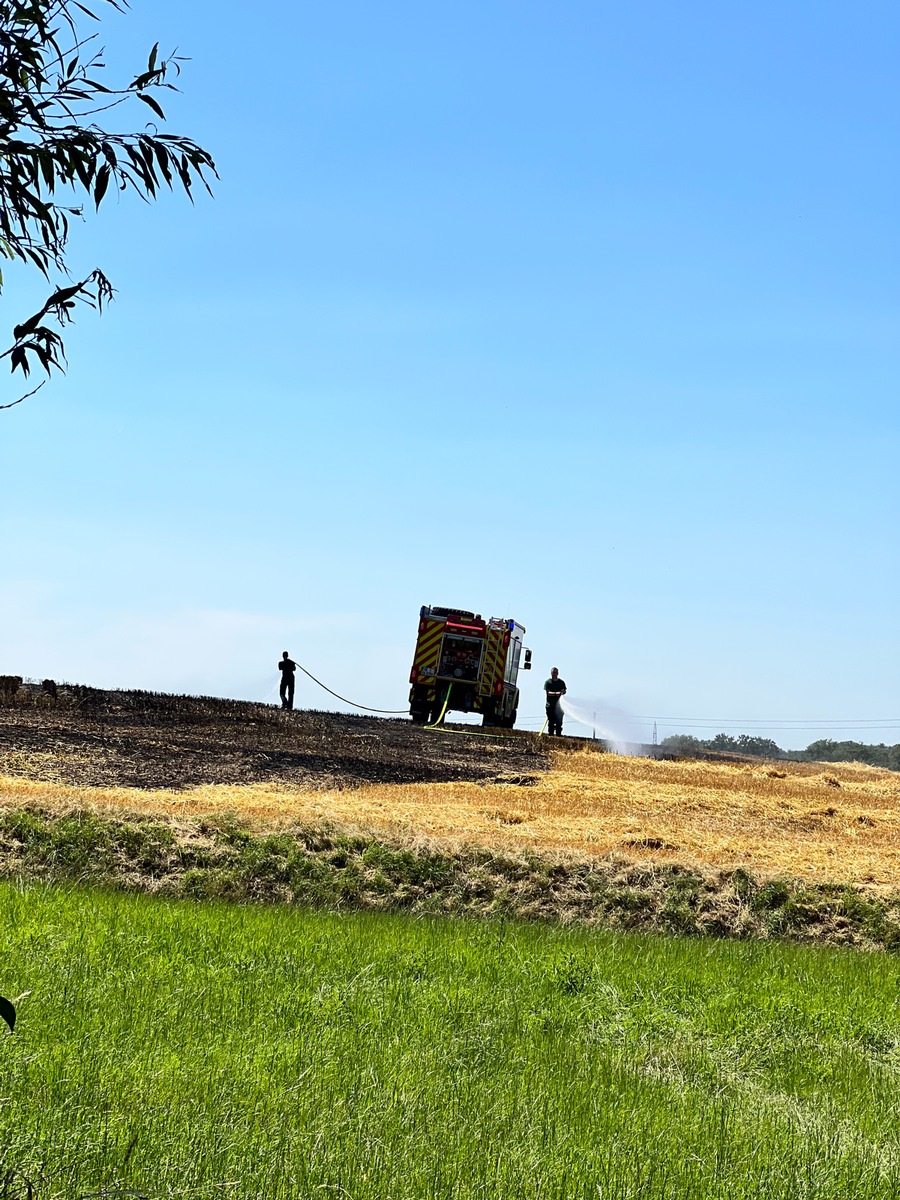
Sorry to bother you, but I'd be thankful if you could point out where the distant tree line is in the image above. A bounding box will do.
[660,733,900,771]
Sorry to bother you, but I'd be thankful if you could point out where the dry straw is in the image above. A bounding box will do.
[1,747,898,888]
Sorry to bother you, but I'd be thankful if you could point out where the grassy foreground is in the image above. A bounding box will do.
[3,882,900,1198]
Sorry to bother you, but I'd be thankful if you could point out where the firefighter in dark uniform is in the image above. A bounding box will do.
[278,651,298,711]
[544,667,567,736]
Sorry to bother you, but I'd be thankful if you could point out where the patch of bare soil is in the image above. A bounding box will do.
[0,688,550,790]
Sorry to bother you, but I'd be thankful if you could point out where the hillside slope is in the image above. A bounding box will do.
[1,686,899,946]
[0,686,548,789]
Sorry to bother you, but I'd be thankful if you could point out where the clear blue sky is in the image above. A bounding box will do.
[1,0,897,747]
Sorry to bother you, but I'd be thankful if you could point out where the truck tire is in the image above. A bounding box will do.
[496,708,517,729]
[497,689,519,729]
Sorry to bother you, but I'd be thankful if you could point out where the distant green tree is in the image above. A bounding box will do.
[705,733,783,758]
[803,739,839,761]
[0,0,215,409]
[706,733,740,753]
[802,740,899,770]
[733,734,782,759]
[659,734,704,754]
[664,732,900,771]
[662,732,784,759]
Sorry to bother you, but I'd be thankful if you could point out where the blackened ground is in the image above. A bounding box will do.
[0,687,551,790]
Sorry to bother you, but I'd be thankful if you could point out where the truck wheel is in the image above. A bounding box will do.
[410,709,427,725]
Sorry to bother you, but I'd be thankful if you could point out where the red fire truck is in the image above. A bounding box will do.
[408,605,531,727]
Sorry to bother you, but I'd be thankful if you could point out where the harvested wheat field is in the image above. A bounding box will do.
[1,688,898,889]
[1,752,897,886]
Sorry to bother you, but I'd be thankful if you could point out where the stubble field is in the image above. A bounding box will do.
[2,688,900,1198]
[1,688,897,886]
[1,687,899,945]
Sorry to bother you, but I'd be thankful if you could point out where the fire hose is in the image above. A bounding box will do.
[292,662,408,714]
[286,665,538,741]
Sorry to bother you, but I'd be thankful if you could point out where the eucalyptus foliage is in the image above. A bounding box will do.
[0,0,215,407]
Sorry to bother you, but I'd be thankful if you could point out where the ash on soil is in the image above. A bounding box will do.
[0,687,550,791]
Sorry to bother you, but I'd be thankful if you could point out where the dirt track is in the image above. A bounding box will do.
[0,688,550,791]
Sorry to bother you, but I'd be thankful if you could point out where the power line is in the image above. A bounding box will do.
[279,661,900,736]
[639,716,900,729]
[653,725,900,734]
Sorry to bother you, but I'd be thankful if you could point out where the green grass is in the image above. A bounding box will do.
[4,807,900,947]
[1,882,900,1197]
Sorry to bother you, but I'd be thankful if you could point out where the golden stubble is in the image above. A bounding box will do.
[1,748,898,887]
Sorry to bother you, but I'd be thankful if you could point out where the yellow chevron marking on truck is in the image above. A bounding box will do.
[416,624,442,654]
[414,621,444,672]
[479,629,505,696]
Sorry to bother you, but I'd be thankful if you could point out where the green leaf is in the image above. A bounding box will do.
[49,283,87,306]
[13,314,41,340]
[153,142,173,186]
[93,163,110,207]
[0,997,15,1033]
[137,92,165,121]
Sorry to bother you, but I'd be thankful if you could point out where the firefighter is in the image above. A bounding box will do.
[278,651,298,711]
[544,667,567,736]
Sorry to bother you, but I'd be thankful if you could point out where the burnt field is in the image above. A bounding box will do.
[1,685,899,946]
[0,686,550,791]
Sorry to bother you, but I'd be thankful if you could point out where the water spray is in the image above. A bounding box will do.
[560,697,644,755]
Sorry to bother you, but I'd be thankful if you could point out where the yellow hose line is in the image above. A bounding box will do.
[425,685,452,729]
[423,724,519,742]
[422,686,529,741]
[421,686,543,742]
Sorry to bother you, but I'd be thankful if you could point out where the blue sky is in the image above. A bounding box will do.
[1,0,897,747]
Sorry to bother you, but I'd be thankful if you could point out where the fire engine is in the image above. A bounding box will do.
[408,605,531,727]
